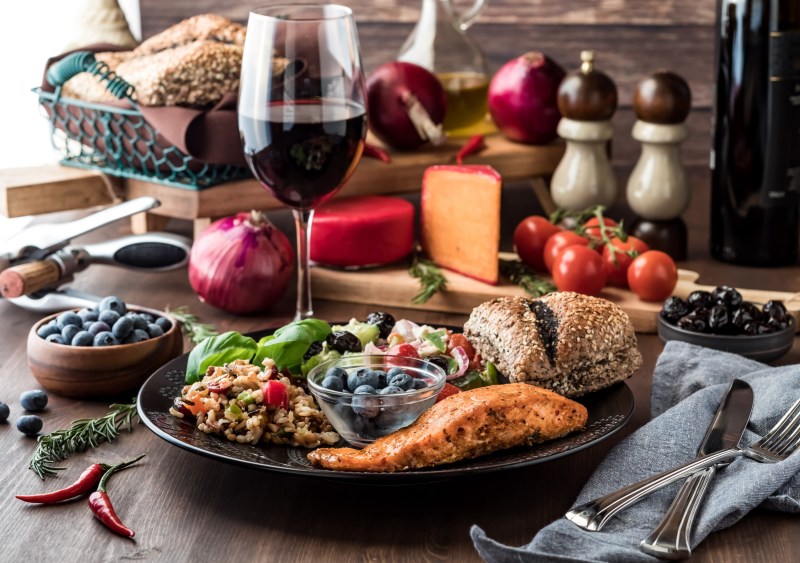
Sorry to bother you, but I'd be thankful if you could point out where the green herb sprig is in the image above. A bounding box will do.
[409,253,448,304]
[168,306,219,344]
[30,401,139,479]
[500,259,556,298]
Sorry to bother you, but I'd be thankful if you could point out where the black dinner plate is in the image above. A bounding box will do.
[138,327,634,482]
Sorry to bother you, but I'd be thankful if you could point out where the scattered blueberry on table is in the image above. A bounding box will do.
[37,297,172,347]
[16,415,43,436]
[0,402,9,423]
[20,390,48,412]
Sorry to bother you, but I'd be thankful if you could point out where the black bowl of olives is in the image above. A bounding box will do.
[658,286,795,362]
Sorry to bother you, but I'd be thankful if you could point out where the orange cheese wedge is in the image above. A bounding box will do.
[420,165,502,284]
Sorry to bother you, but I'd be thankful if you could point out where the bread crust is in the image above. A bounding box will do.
[464,292,642,397]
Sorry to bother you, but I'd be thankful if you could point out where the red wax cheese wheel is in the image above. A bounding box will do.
[421,165,502,284]
[310,196,415,268]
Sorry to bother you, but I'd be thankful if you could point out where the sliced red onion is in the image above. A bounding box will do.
[447,346,470,380]
[363,341,385,355]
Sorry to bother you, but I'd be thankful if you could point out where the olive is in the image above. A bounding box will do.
[366,311,396,339]
[732,302,761,330]
[741,322,760,336]
[707,305,730,333]
[427,355,451,373]
[660,296,690,324]
[687,290,713,311]
[303,341,324,362]
[677,311,708,333]
[326,331,362,354]
[712,285,743,309]
[762,300,790,331]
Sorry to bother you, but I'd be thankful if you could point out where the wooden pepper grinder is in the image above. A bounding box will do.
[627,71,692,260]
[551,51,618,211]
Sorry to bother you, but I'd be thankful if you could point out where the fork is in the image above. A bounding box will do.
[566,396,800,531]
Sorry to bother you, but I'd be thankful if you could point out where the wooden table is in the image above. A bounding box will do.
[2,173,800,562]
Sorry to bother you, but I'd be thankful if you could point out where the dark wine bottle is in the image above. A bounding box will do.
[710,0,800,266]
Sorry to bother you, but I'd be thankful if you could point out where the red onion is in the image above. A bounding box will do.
[366,61,447,151]
[488,52,566,145]
[447,346,470,380]
[188,211,294,314]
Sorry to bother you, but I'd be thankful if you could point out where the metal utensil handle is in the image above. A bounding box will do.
[80,233,191,271]
[457,0,487,29]
[565,448,740,531]
[639,467,715,560]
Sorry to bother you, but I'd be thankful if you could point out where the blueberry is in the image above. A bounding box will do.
[354,385,377,395]
[61,324,80,343]
[71,331,94,347]
[412,378,429,390]
[20,390,48,412]
[347,372,363,393]
[353,413,378,438]
[146,323,164,338]
[379,385,404,395]
[388,372,414,391]
[82,321,93,331]
[358,370,381,390]
[16,415,43,436]
[37,322,60,339]
[93,332,119,347]
[112,317,134,339]
[123,329,149,344]
[0,402,9,423]
[77,308,98,323]
[155,317,172,332]
[99,296,127,315]
[375,408,406,430]
[88,321,110,336]
[374,370,388,389]
[139,313,155,324]
[125,313,148,330]
[321,376,344,391]
[387,367,406,379]
[56,311,82,330]
[46,334,66,345]
[325,367,348,385]
[98,310,120,326]
[352,389,380,418]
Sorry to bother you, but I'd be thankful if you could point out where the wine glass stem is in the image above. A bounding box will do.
[293,208,314,320]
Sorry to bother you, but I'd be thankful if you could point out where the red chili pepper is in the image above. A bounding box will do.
[363,143,391,164]
[456,134,487,165]
[88,454,145,538]
[17,463,108,504]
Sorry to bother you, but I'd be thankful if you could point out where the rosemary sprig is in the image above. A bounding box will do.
[168,305,219,344]
[500,259,556,298]
[30,401,139,479]
[409,253,448,304]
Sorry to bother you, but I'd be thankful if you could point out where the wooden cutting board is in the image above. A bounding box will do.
[311,254,800,333]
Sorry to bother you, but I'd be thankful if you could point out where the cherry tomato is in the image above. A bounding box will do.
[627,250,678,302]
[552,245,607,295]
[513,216,562,271]
[435,382,461,403]
[446,333,476,360]
[583,216,618,240]
[385,342,419,367]
[543,231,591,272]
[602,236,650,287]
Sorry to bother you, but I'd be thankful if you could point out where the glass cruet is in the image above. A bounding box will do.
[398,0,490,134]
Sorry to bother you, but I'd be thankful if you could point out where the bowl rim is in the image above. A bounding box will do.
[30,305,181,350]
[657,314,795,341]
[307,354,447,399]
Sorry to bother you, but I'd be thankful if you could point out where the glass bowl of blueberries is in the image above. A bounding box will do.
[658,285,795,362]
[27,296,183,398]
[307,355,446,448]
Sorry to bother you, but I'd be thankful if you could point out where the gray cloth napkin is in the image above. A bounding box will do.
[471,341,800,562]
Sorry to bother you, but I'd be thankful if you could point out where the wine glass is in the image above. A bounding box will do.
[239,4,367,319]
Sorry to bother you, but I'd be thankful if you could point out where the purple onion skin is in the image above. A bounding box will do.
[188,212,295,314]
[488,52,566,145]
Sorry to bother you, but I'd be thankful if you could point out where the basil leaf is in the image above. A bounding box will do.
[481,362,500,386]
[451,370,484,391]
[274,319,331,341]
[424,330,447,353]
[185,331,258,383]
[253,319,332,374]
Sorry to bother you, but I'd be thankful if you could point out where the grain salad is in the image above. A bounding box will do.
[170,359,339,448]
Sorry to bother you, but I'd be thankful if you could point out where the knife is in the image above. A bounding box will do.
[639,379,753,560]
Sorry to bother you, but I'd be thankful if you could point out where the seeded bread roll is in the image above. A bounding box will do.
[463,292,642,397]
[133,13,246,56]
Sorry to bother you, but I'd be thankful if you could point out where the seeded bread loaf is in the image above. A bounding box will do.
[133,13,246,56]
[463,292,642,397]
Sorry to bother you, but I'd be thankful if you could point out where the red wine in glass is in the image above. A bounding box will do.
[241,100,366,209]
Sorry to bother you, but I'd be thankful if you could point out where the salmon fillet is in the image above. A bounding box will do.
[307,383,588,472]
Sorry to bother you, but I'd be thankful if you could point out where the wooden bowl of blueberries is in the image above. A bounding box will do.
[658,285,795,362]
[27,296,183,398]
